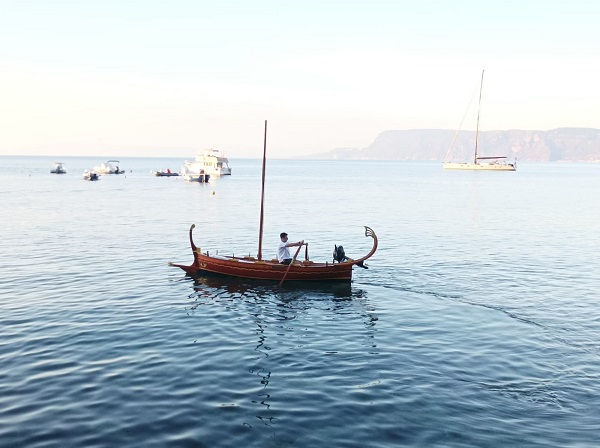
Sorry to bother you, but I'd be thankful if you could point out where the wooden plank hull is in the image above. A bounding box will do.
[171,224,378,283]
[184,255,354,282]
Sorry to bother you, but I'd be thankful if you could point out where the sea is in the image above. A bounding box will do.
[1,155,599,448]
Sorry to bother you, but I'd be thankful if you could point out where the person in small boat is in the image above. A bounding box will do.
[278,232,304,265]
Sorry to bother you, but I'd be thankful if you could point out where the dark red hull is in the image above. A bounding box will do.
[171,225,378,283]
[177,254,355,282]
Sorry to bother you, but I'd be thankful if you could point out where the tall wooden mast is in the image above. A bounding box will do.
[257,120,267,260]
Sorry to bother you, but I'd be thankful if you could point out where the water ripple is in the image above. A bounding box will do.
[1,158,600,447]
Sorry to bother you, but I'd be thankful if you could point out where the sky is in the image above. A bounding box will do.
[1,0,599,158]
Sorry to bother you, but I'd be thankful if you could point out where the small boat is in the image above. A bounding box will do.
[171,121,378,284]
[171,224,377,283]
[443,70,516,171]
[93,160,125,174]
[151,169,179,177]
[182,149,232,178]
[179,164,210,183]
[50,162,66,174]
[443,157,516,171]
[82,170,100,181]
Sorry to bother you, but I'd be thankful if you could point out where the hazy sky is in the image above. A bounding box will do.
[1,0,599,158]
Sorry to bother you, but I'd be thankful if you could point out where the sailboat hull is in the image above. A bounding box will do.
[443,162,516,171]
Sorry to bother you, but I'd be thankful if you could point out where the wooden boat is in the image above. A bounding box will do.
[171,121,378,283]
[443,70,516,171]
[171,224,377,282]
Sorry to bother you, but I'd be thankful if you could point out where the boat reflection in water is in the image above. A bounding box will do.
[180,274,377,429]
[189,274,359,301]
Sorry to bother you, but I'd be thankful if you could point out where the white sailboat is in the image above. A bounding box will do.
[443,70,516,171]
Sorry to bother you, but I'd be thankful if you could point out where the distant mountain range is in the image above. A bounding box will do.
[309,128,600,162]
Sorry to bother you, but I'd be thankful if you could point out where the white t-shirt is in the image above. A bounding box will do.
[277,240,290,262]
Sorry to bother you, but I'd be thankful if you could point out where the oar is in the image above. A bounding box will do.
[279,244,304,286]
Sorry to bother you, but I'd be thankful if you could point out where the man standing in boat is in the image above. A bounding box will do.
[278,232,304,265]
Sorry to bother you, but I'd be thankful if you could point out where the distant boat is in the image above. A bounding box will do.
[183,149,232,178]
[50,162,66,174]
[443,70,516,171]
[93,160,125,174]
[151,169,179,177]
[179,158,210,183]
[82,170,100,181]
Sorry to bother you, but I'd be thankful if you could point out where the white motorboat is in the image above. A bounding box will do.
[179,164,210,183]
[183,149,232,177]
[50,162,66,174]
[93,160,125,174]
[83,170,100,181]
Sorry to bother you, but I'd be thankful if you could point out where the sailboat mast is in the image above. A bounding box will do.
[474,70,484,164]
[257,120,267,261]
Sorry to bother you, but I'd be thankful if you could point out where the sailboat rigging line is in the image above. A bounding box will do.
[444,75,481,162]
[474,69,485,163]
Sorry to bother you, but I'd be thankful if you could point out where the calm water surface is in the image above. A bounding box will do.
[1,156,599,447]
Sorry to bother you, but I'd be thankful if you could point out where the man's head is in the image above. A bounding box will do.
[280,232,288,241]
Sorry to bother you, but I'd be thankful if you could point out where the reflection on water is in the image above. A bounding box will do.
[4,158,600,446]
[185,275,368,308]
[181,275,379,428]
[250,315,275,428]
